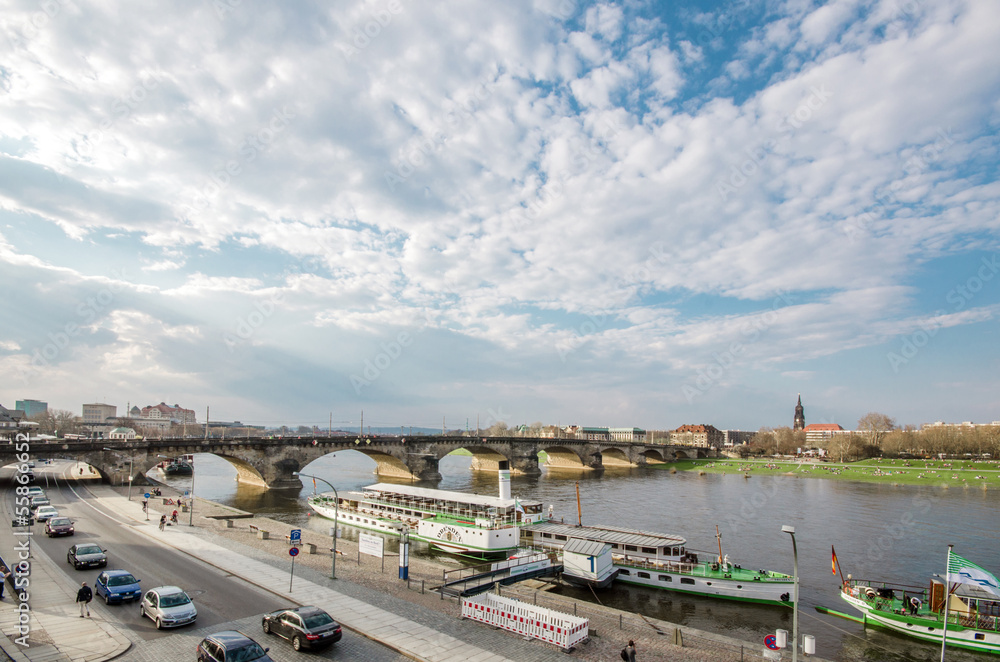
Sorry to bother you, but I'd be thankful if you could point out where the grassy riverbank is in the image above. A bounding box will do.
[662,457,1000,489]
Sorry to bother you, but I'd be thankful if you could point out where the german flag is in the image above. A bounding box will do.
[832,546,839,575]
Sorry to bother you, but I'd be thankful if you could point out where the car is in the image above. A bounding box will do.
[95,570,141,604]
[261,606,342,651]
[139,586,198,629]
[197,631,273,662]
[30,495,51,508]
[24,486,45,498]
[26,461,35,469]
[45,517,74,537]
[34,505,59,521]
[67,543,107,569]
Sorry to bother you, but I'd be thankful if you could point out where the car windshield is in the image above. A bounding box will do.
[227,643,267,662]
[78,545,102,554]
[108,575,138,587]
[303,613,334,628]
[49,518,71,526]
[159,592,191,607]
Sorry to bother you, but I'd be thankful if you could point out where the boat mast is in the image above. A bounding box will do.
[575,482,582,527]
[940,544,953,662]
[716,525,723,565]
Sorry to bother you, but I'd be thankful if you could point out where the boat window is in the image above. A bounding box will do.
[737,585,742,589]
[680,578,695,585]
[638,572,650,579]
[659,576,672,582]
[642,547,656,554]
[542,533,551,538]
[555,535,567,541]
[619,569,630,576]
[975,634,985,641]
[625,545,638,552]
[706,582,712,586]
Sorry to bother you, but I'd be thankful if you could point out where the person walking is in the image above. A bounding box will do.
[624,639,637,662]
[76,582,92,617]
[159,514,166,531]
[0,564,10,599]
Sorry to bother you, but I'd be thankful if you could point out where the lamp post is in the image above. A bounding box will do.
[104,447,134,500]
[294,472,337,579]
[782,525,799,662]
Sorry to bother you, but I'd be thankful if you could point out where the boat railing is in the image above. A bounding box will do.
[844,581,1000,631]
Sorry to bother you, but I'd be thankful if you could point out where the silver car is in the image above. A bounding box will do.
[139,586,198,629]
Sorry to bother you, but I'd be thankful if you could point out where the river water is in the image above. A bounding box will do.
[153,451,999,661]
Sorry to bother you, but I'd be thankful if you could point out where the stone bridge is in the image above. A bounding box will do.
[3,435,712,490]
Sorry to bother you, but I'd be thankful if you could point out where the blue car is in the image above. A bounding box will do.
[94,570,141,604]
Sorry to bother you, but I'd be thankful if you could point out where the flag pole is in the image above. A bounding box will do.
[940,544,953,662]
[833,545,846,586]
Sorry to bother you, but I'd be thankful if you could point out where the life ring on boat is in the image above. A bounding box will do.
[864,587,877,599]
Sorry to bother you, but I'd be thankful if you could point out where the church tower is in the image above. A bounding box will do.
[793,394,805,431]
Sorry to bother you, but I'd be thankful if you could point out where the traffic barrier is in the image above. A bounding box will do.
[461,592,588,651]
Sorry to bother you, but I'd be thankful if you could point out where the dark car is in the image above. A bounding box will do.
[67,543,107,569]
[197,631,273,662]
[95,570,141,604]
[261,606,342,651]
[45,517,74,537]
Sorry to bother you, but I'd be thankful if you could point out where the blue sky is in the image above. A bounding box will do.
[1,0,998,432]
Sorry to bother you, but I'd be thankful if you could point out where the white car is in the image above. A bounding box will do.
[34,506,59,521]
[139,586,198,629]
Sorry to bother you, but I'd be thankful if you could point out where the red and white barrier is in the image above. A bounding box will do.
[461,592,589,650]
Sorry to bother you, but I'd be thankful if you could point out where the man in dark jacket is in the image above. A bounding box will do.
[77,582,92,617]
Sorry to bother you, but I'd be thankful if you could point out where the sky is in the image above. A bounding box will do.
[1,0,999,433]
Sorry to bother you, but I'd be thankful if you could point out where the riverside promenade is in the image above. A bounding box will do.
[0,479,831,662]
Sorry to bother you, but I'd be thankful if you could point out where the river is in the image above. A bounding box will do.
[152,451,999,661]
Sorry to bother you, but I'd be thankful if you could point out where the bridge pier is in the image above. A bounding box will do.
[509,453,542,476]
[406,454,441,482]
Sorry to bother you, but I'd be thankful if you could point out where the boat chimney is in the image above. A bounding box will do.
[498,460,511,500]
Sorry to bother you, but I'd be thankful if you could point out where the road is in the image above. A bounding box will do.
[2,460,412,661]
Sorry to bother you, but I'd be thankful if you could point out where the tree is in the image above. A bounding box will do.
[486,422,510,437]
[857,412,896,447]
[113,417,142,433]
[31,409,83,437]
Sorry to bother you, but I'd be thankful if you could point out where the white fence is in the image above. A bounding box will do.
[461,592,589,650]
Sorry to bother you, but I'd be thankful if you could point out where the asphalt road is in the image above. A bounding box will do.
[1,461,412,661]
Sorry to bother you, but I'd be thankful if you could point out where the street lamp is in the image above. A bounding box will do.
[104,447,134,501]
[158,454,196,527]
[782,525,799,662]
[294,472,337,580]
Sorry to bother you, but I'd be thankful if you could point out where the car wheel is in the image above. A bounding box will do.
[139,606,144,618]
[292,636,303,651]
[262,620,271,634]
[155,617,163,630]
[104,592,111,605]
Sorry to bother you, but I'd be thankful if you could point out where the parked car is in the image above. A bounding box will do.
[67,543,107,569]
[139,586,198,629]
[261,606,342,651]
[95,570,141,604]
[24,486,45,498]
[34,506,59,521]
[30,495,51,508]
[45,517,74,537]
[197,631,273,662]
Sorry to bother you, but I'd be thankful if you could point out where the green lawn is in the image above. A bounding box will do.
[661,457,1000,489]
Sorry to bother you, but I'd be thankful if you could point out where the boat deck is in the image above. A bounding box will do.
[617,556,792,582]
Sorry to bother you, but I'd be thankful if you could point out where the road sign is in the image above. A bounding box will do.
[764,635,779,650]
[289,547,299,557]
[144,493,150,498]
[290,529,301,542]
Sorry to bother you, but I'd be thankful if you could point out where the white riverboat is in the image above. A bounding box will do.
[521,522,794,606]
[306,462,546,558]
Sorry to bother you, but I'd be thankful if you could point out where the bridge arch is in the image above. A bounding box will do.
[538,444,594,470]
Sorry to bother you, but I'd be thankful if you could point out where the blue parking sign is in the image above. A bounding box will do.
[290,529,301,542]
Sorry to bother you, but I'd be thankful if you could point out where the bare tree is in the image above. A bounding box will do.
[857,412,896,447]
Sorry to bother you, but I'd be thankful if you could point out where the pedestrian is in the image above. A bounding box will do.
[141,500,147,513]
[159,515,166,531]
[77,581,92,617]
[623,639,636,662]
[0,564,10,599]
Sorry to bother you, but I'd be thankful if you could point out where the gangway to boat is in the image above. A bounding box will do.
[432,550,562,597]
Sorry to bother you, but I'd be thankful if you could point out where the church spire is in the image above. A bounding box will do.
[793,393,805,431]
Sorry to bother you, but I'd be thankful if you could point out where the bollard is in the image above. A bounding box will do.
[305,543,316,554]
[224,520,234,528]
[258,530,269,540]
[421,579,424,594]
[619,614,622,629]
